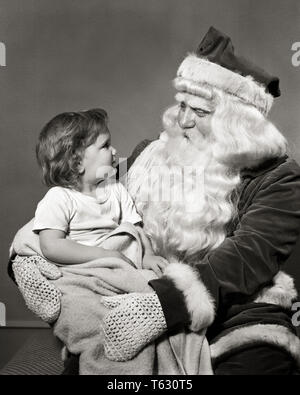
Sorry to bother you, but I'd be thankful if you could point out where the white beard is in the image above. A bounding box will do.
[124,99,287,264]
[125,130,240,264]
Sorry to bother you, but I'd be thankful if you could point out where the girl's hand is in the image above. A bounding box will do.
[142,255,169,277]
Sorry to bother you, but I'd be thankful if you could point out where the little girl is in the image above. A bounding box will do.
[33,108,167,274]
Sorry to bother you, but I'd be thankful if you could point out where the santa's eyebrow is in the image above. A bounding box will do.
[175,92,213,111]
[191,107,212,114]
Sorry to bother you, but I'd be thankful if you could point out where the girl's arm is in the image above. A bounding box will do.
[135,225,155,255]
[39,229,130,265]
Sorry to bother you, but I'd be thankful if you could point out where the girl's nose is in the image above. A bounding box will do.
[111,146,117,156]
[178,107,196,129]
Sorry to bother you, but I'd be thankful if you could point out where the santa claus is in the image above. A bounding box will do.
[101,26,300,374]
[9,27,300,374]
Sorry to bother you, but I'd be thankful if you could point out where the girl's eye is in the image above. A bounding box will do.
[180,102,186,110]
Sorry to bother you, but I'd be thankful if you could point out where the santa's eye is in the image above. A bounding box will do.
[192,107,211,117]
[180,102,186,110]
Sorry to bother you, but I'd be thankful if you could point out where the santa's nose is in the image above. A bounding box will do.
[178,107,196,129]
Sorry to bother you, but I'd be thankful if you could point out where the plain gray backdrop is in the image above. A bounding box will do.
[0,0,300,325]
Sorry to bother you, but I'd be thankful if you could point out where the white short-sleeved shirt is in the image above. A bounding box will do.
[33,182,142,247]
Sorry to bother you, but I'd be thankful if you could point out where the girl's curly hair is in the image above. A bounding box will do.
[36,108,109,189]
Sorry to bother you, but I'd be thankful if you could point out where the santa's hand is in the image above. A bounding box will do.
[101,293,167,361]
[12,255,62,324]
[142,255,169,277]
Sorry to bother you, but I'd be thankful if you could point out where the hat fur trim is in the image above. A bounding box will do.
[175,54,274,115]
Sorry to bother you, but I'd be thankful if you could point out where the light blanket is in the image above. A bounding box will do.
[11,221,213,375]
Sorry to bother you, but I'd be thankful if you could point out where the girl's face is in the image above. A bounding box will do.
[80,132,117,185]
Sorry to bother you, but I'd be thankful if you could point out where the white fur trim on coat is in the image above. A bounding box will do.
[164,263,215,331]
[210,324,300,368]
[175,54,274,115]
[254,271,298,309]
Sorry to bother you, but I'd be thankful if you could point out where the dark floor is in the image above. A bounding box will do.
[0,328,51,370]
[1,326,300,375]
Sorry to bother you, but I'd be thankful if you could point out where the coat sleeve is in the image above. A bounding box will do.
[149,159,300,331]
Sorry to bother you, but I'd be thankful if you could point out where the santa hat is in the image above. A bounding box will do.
[174,27,280,115]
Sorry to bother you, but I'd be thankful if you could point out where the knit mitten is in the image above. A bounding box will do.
[101,292,167,361]
[101,293,131,309]
[12,255,62,324]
